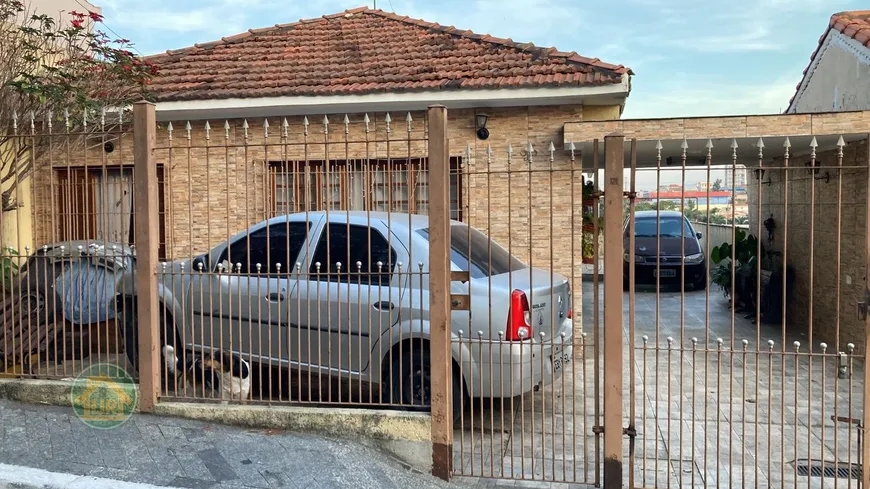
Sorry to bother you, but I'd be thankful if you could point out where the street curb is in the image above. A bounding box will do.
[154,402,432,473]
[0,378,84,409]
[0,378,433,474]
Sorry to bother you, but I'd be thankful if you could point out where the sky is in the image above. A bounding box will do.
[71,0,866,188]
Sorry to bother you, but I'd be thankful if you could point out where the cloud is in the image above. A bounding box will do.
[619,0,857,54]
[99,0,355,54]
[86,1,369,55]
[622,75,802,119]
[401,0,587,49]
[650,24,786,52]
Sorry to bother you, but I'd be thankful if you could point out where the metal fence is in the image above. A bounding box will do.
[447,138,589,484]
[5,103,870,488]
[129,105,448,410]
[0,111,136,380]
[607,132,870,489]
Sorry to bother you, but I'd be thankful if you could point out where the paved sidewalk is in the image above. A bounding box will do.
[0,399,457,489]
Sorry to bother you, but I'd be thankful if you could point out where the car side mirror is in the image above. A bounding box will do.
[192,255,208,272]
[696,232,703,239]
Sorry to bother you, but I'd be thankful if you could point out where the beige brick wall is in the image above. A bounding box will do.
[748,139,868,352]
[564,111,870,143]
[31,104,621,313]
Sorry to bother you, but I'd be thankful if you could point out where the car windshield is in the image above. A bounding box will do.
[633,216,694,238]
[417,223,525,279]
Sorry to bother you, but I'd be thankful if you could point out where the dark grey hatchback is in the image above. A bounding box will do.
[622,210,707,290]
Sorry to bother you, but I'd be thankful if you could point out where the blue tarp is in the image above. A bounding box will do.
[56,259,121,325]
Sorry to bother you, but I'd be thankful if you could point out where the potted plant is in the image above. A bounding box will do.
[582,179,596,207]
[582,231,595,264]
[710,229,757,306]
[710,229,794,324]
[582,213,603,234]
[581,179,600,261]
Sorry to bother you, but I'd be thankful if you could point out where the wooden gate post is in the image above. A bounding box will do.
[133,101,159,412]
[428,105,453,481]
[602,132,625,489]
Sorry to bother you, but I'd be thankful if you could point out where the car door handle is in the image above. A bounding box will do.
[373,301,395,311]
[265,292,285,302]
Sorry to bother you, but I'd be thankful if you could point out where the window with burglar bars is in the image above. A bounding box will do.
[54,166,167,260]
[269,158,463,220]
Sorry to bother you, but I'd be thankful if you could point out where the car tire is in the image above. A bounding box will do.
[19,257,63,323]
[386,347,464,423]
[693,278,708,291]
[121,303,175,376]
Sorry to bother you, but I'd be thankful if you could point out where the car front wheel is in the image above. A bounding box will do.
[121,303,174,376]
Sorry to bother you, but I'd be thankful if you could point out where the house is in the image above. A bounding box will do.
[744,10,870,349]
[787,11,870,113]
[24,0,101,19]
[31,7,632,279]
[1,0,102,256]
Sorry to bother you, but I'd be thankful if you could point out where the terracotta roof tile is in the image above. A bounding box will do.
[146,7,631,102]
[788,10,870,110]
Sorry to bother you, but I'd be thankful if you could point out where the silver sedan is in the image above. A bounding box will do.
[114,212,574,414]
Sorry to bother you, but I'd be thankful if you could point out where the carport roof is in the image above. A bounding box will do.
[563,111,870,169]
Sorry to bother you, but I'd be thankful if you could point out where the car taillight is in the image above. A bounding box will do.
[567,307,573,319]
[506,289,531,341]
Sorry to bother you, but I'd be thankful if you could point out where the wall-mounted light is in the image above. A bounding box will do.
[753,168,772,186]
[476,113,489,140]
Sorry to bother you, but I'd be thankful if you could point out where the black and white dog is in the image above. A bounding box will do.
[162,345,251,402]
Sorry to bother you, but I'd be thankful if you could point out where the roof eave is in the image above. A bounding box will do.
[153,79,630,122]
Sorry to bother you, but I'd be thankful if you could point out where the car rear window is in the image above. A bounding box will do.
[417,223,525,279]
[633,216,694,238]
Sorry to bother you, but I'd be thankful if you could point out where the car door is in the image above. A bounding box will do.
[188,220,310,367]
[294,219,408,379]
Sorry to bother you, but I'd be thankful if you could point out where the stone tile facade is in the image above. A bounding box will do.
[564,110,870,352]
[30,104,622,315]
[749,139,869,351]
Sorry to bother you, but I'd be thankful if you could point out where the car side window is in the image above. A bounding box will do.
[220,221,310,274]
[309,223,397,285]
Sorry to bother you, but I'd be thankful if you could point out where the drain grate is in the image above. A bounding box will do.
[794,459,861,480]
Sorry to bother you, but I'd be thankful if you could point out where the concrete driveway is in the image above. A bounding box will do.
[452,282,864,489]
[608,283,862,489]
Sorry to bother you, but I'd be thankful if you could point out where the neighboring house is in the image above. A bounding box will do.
[787,10,870,113]
[24,0,101,18]
[31,7,632,278]
[744,10,870,348]
[1,0,102,255]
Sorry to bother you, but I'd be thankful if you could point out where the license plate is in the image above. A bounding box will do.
[552,351,571,371]
[654,269,676,278]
